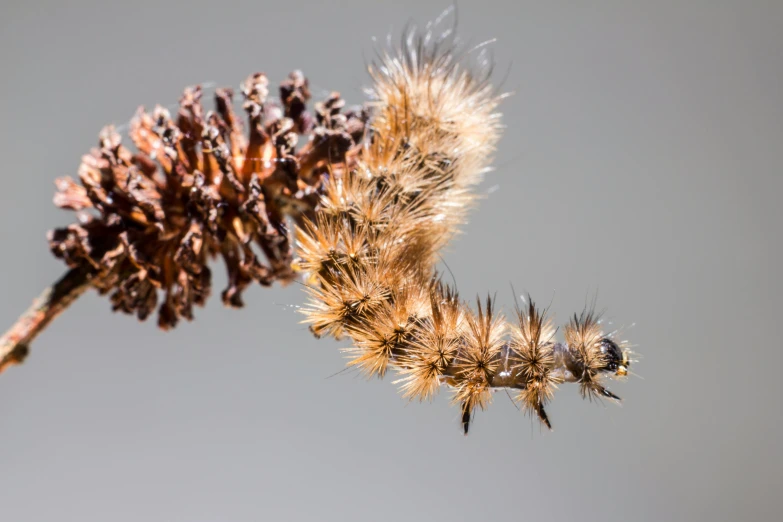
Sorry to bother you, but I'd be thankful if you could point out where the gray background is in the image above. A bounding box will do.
[1,1,781,521]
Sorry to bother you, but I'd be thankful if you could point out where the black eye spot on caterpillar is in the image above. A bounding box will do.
[599,338,629,377]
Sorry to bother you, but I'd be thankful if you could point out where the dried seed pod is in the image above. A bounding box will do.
[45,72,368,329]
[1,71,368,369]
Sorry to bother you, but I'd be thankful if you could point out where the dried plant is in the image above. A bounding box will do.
[0,16,635,434]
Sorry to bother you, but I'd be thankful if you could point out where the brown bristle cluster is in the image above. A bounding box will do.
[510,298,559,428]
[564,311,622,402]
[452,297,506,433]
[48,72,367,329]
[394,282,462,402]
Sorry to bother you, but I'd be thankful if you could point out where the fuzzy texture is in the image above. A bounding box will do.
[510,298,558,429]
[296,24,633,433]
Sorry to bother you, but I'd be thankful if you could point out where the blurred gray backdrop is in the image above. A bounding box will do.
[1,1,781,521]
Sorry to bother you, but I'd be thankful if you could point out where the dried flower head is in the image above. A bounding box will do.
[49,72,367,330]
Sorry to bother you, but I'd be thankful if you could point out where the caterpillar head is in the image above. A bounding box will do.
[598,337,630,377]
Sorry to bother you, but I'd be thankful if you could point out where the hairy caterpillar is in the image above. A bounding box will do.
[0,17,633,434]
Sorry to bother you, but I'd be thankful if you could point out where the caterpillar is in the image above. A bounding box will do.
[0,17,634,434]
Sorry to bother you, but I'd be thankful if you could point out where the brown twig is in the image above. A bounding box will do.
[0,267,93,373]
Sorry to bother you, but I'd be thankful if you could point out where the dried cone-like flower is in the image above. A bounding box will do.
[0,70,367,371]
[49,73,367,330]
[1,17,634,436]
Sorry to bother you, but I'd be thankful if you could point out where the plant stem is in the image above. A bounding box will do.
[0,267,93,373]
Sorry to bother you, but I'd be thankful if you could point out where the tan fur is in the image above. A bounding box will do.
[296,25,631,432]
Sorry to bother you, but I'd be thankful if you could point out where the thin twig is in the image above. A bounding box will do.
[0,267,93,373]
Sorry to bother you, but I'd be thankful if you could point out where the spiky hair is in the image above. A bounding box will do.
[296,18,633,433]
